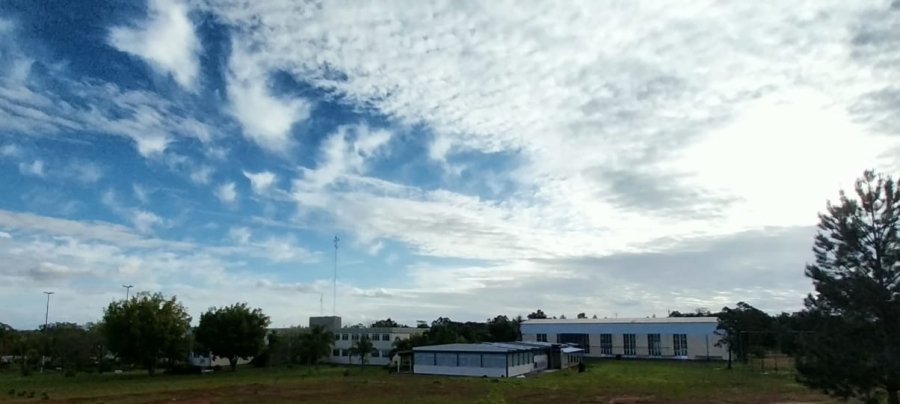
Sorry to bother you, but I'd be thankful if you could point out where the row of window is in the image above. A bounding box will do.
[332,349,393,358]
[413,352,533,368]
[536,333,689,357]
[339,333,393,341]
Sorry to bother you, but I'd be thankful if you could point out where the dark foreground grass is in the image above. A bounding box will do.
[0,360,836,404]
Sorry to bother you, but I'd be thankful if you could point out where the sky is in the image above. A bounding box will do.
[1,0,899,329]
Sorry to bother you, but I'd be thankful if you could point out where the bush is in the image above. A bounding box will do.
[64,370,76,377]
[164,364,201,375]
[250,350,271,368]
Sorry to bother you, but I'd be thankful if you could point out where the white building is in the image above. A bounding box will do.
[520,317,726,360]
[309,316,425,366]
[412,343,547,378]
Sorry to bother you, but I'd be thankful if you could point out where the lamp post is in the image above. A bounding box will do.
[122,284,133,300]
[40,291,54,373]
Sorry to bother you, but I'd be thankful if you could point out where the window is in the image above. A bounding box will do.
[600,334,613,355]
[341,350,349,357]
[383,334,390,341]
[372,350,380,358]
[558,333,591,354]
[435,353,457,367]
[332,349,340,357]
[648,334,661,357]
[342,333,349,340]
[352,333,360,341]
[382,350,392,358]
[537,333,548,342]
[371,334,380,341]
[624,334,636,356]
[459,353,480,367]
[414,352,434,365]
[482,354,506,368]
[674,334,688,357]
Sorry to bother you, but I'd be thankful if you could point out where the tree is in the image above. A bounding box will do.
[577,313,587,319]
[195,303,270,372]
[486,315,518,342]
[372,318,401,328]
[527,310,547,319]
[42,322,93,372]
[297,325,334,374]
[715,302,773,369]
[349,336,375,369]
[591,314,598,319]
[102,292,192,375]
[797,170,900,404]
[559,314,567,319]
[0,322,14,357]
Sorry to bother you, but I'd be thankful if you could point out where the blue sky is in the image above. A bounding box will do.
[1,0,899,329]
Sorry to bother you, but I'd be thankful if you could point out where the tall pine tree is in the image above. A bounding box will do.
[798,170,900,404]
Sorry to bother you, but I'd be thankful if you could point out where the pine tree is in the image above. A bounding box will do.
[798,170,900,404]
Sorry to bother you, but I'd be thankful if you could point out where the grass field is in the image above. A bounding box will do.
[0,361,836,404]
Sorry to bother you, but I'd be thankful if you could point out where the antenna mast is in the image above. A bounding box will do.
[333,235,339,316]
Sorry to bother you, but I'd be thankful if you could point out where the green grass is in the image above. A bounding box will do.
[0,361,836,403]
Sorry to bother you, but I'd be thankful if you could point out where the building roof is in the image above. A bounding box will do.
[561,347,584,354]
[413,343,536,353]
[335,327,425,333]
[523,317,718,325]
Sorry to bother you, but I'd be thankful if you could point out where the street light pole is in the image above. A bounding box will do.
[41,291,54,373]
[122,284,133,300]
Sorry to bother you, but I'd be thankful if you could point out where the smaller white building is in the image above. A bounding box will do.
[413,342,567,378]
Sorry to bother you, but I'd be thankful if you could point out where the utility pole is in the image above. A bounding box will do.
[41,291,54,373]
[122,284,133,300]
[333,235,339,316]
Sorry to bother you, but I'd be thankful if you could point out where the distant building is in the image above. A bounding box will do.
[412,342,583,377]
[520,317,726,360]
[308,316,425,366]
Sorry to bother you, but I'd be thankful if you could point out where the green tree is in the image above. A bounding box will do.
[42,322,93,372]
[371,318,401,328]
[195,303,270,371]
[102,292,192,375]
[486,315,518,342]
[527,310,547,319]
[715,302,773,369]
[297,325,334,374]
[349,336,375,369]
[797,170,900,404]
[0,322,14,357]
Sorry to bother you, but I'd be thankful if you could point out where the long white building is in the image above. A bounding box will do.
[520,317,727,360]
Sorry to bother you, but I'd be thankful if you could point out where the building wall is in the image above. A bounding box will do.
[508,363,534,377]
[328,328,423,365]
[534,354,549,371]
[519,331,727,360]
[415,365,506,377]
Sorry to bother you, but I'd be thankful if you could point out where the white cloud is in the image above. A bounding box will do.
[228,226,251,244]
[131,210,163,233]
[109,0,200,89]
[101,190,166,233]
[189,165,213,184]
[133,184,149,204]
[18,160,44,177]
[0,144,19,157]
[69,161,103,183]
[226,38,311,152]
[0,231,11,239]
[215,182,237,204]
[256,279,319,294]
[242,170,277,194]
